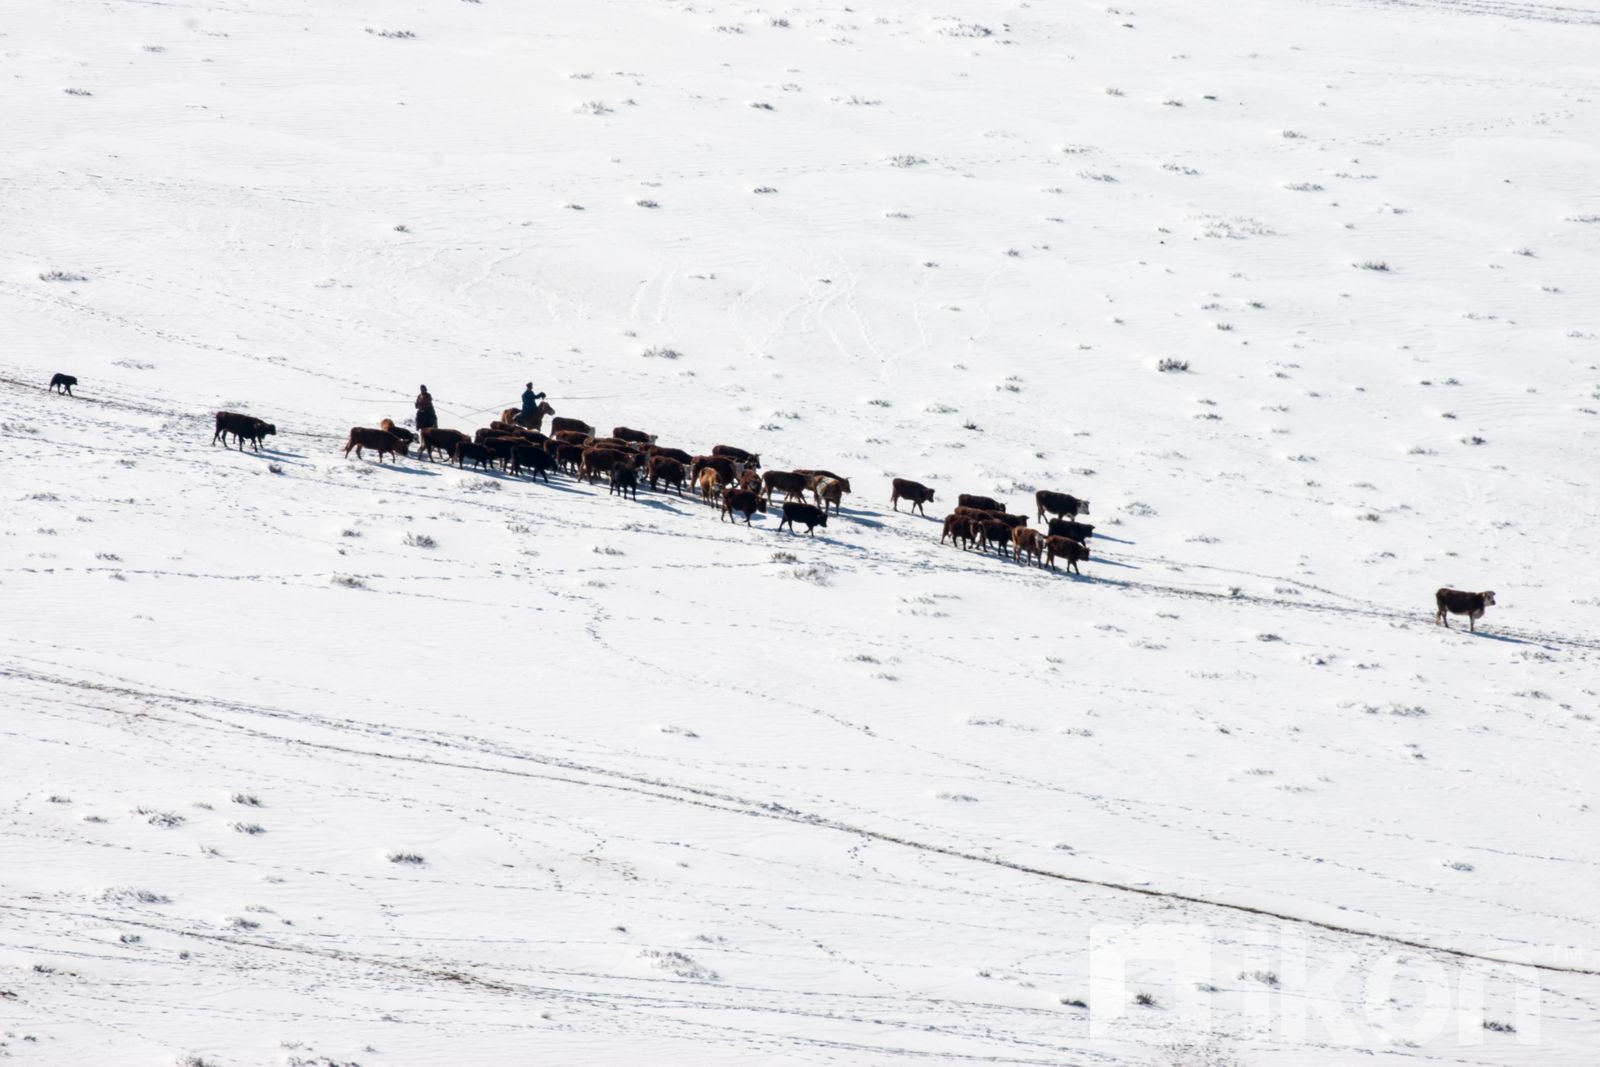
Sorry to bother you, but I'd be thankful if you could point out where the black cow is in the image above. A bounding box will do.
[453,441,493,471]
[778,502,828,535]
[214,411,277,452]
[1036,490,1090,522]
[611,464,639,499]
[721,487,763,525]
[48,373,77,396]
[891,478,936,516]
[510,445,555,482]
[1435,588,1496,632]
[1047,518,1095,542]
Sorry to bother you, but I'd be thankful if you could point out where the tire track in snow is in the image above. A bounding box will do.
[7,663,1598,980]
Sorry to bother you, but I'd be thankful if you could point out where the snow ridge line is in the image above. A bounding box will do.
[9,664,1597,980]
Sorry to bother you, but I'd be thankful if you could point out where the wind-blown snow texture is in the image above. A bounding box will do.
[3,0,1599,1063]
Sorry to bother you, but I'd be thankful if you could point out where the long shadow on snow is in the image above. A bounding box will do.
[836,509,887,529]
[1466,630,1538,646]
[352,462,443,478]
[630,495,693,514]
[769,530,869,553]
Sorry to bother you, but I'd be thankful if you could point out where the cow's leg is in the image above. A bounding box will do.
[1470,613,1477,633]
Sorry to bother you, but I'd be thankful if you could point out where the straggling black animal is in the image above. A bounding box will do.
[214,411,277,451]
[1435,588,1496,632]
[48,373,77,396]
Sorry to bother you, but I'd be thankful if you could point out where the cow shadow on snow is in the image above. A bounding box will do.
[356,461,443,478]
[1466,630,1537,646]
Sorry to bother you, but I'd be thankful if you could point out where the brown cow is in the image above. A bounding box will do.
[761,470,811,506]
[420,427,469,462]
[612,426,656,445]
[481,436,520,470]
[587,437,639,453]
[1036,490,1091,523]
[720,487,763,525]
[554,442,586,474]
[799,472,851,508]
[378,418,414,444]
[1435,588,1496,632]
[648,455,686,494]
[815,477,848,515]
[940,513,974,550]
[974,519,1014,556]
[647,445,694,467]
[1045,536,1090,574]
[957,507,1027,529]
[343,427,408,463]
[737,469,763,493]
[552,429,592,447]
[692,455,740,485]
[579,448,633,484]
[713,444,761,468]
[891,478,936,515]
[550,417,594,436]
[697,467,724,504]
[1011,526,1043,566]
[795,469,847,501]
[958,493,1006,513]
[490,421,546,444]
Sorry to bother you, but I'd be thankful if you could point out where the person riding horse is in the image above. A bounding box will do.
[520,383,546,419]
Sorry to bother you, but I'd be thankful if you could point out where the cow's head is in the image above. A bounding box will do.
[263,423,277,437]
[1079,500,1090,514]
[1482,591,1497,606]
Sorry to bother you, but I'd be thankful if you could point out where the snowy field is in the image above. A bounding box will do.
[3,0,1600,1063]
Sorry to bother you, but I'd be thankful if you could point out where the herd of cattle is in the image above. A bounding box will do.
[209,405,1100,571]
[42,377,1503,623]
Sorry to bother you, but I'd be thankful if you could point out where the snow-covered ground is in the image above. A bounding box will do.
[3,0,1599,1063]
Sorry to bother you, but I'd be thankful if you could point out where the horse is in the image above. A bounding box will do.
[501,400,555,433]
